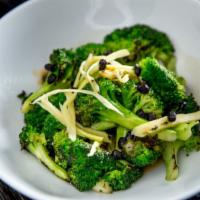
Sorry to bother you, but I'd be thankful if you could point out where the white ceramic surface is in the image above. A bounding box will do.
[0,0,200,199]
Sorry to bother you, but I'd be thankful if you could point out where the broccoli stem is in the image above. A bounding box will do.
[99,109,146,129]
[22,81,71,113]
[27,143,69,180]
[91,121,116,131]
[21,83,52,113]
[161,140,184,181]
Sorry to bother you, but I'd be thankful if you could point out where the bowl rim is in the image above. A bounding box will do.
[1,0,200,199]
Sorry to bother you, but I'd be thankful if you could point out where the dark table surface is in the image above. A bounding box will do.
[0,0,200,199]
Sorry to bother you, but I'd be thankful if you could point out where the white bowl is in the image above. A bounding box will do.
[0,0,200,199]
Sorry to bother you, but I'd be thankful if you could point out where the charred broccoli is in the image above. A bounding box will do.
[22,49,77,113]
[102,160,143,191]
[120,137,161,167]
[140,57,186,108]
[121,79,164,119]
[53,131,115,191]
[24,93,65,141]
[104,24,175,70]
[19,125,68,180]
[75,78,146,128]
[161,141,183,181]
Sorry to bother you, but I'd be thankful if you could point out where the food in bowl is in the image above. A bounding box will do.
[18,24,200,193]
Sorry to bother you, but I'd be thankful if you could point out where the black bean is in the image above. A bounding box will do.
[134,64,141,76]
[17,90,26,99]
[47,74,57,84]
[99,59,107,70]
[137,83,149,94]
[118,137,127,149]
[111,150,123,160]
[44,63,56,72]
[167,111,176,122]
[147,113,156,121]
[136,109,147,119]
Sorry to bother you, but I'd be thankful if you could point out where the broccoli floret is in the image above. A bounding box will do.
[75,43,108,63]
[121,80,164,118]
[21,49,77,113]
[53,131,115,191]
[184,136,200,154]
[42,114,64,141]
[177,94,199,114]
[139,57,186,108]
[133,92,163,118]
[104,24,175,70]
[161,140,184,181]
[104,24,174,53]
[53,130,72,169]
[120,80,138,111]
[54,131,143,192]
[75,78,146,129]
[103,160,143,191]
[121,139,161,167]
[19,125,68,180]
[25,93,65,132]
[24,93,65,153]
[24,104,48,131]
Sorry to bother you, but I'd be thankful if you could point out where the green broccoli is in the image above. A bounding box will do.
[22,49,77,113]
[24,93,65,136]
[139,57,186,108]
[24,104,48,131]
[53,131,115,191]
[176,94,199,114]
[75,78,146,128]
[102,160,143,191]
[104,24,175,70]
[42,115,64,141]
[19,125,68,180]
[121,138,161,167]
[138,57,199,118]
[161,140,184,181]
[161,125,200,180]
[75,43,108,63]
[121,80,164,118]
[53,130,72,169]
[184,136,200,154]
